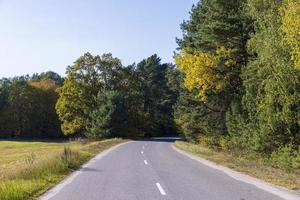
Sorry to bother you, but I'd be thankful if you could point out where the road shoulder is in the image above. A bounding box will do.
[172,144,300,200]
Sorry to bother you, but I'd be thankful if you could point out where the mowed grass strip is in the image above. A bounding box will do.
[175,141,300,192]
[0,138,125,200]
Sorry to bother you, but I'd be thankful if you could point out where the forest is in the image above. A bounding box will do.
[0,0,300,171]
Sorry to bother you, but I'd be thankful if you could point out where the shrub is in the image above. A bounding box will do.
[198,134,222,150]
[218,137,231,151]
[270,145,300,171]
[292,148,300,169]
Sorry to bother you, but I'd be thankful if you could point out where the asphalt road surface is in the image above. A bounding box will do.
[40,138,299,200]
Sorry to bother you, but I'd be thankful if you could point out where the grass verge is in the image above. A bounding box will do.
[175,141,300,192]
[0,138,125,200]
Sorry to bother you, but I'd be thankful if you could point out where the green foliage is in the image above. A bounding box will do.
[55,53,123,136]
[175,87,208,141]
[0,52,177,139]
[55,77,90,135]
[31,71,64,85]
[136,55,177,136]
[115,65,148,138]
[197,134,221,150]
[176,0,252,140]
[56,53,177,138]
[225,99,252,150]
[0,76,62,138]
[270,145,300,171]
[176,0,300,171]
[233,0,300,153]
[85,91,128,138]
[281,0,300,69]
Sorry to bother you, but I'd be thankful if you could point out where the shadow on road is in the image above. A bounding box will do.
[137,137,183,143]
[81,167,102,173]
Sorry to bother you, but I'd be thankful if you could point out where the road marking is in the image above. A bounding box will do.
[142,146,145,149]
[144,160,148,165]
[156,183,166,196]
[141,151,144,154]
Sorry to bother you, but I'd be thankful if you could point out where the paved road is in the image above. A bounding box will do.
[40,139,298,200]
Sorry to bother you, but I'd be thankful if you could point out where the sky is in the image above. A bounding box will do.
[0,0,198,78]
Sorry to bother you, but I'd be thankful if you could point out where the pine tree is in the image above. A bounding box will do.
[86,91,128,138]
[136,55,176,136]
[176,0,252,140]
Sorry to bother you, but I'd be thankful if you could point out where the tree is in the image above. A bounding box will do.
[174,86,208,141]
[0,78,14,137]
[117,65,148,137]
[233,0,300,153]
[0,78,11,112]
[26,79,62,138]
[6,77,32,137]
[56,53,123,136]
[136,55,176,136]
[0,75,62,138]
[281,0,300,70]
[33,71,64,84]
[175,0,252,140]
[176,48,232,101]
[86,91,128,138]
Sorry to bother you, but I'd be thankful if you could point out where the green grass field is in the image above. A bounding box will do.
[0,138,125,200]
[175,141,300,192]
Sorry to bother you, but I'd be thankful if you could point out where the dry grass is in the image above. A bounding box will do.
[175,141,300,192]
[0,141,80,179]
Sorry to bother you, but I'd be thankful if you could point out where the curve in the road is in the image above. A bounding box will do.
[39,139,300,200]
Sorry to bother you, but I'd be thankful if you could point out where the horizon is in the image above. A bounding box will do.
[0,0,198,78]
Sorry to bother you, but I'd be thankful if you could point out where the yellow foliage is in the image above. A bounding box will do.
[281,0,300,69]
[176,48,231,101]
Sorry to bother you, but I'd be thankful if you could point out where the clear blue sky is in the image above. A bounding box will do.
[0,0,198,77]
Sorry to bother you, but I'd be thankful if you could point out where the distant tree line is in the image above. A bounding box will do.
[55,53,177,138]
[0,55,178,139]
[0,72,63,138]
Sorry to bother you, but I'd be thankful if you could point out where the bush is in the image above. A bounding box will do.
[292,149,300,169]
[196,134,232,151]
[270,145,300,171]
[197,134,224,150]
[218,137,231,151]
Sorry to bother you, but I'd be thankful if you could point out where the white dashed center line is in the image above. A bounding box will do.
[144,160,148,165]
[141,151,144,154]
[156,183,166,196]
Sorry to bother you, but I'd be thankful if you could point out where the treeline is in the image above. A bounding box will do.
[0,55,177,139]
[175,0,300,170]
[56,53,177,138]
[0,72,63,138]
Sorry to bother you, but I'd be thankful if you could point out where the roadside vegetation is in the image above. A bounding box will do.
[0,138,124,200]
[174,0,300,175]
[175,141,300,191]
